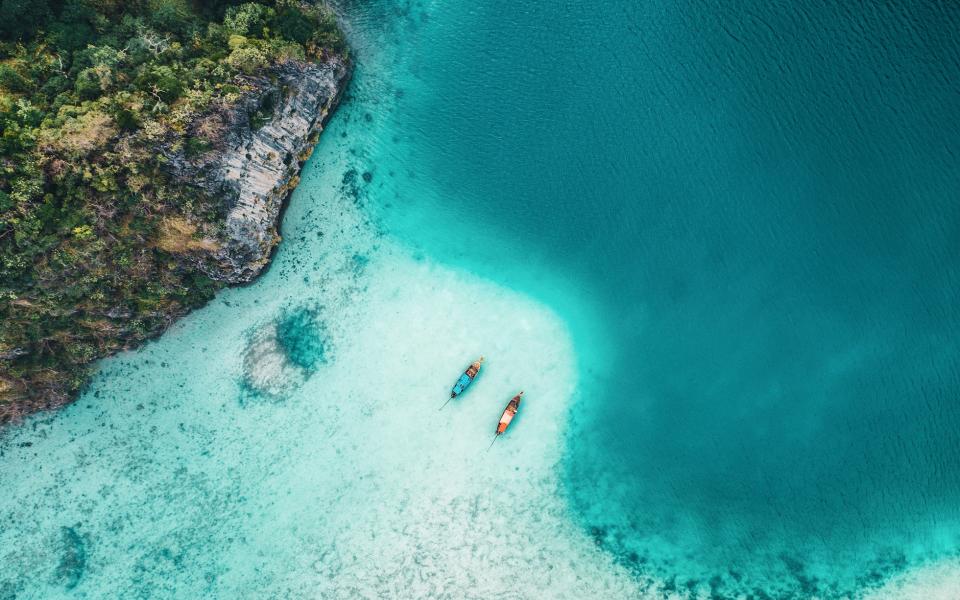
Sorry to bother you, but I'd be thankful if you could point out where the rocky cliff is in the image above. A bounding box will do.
[0,57,350,423]
[176,57,351,283]
[0,2,352,424]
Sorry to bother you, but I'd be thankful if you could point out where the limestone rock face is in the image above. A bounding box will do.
[190,57,349,283]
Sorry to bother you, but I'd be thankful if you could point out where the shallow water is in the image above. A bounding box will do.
[3,1,960,598]
[0,58,639,598]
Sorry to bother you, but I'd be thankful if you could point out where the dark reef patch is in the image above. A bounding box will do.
[53,525,88,590]
[0,580,18,600]
[275,305,329,373]
[240,303,332,403]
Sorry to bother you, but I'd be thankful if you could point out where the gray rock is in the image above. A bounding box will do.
[106,306,131,320]
[171,57,350,283]
[0,347,27,361]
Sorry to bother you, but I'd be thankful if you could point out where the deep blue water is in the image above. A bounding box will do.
[347,0,960,596]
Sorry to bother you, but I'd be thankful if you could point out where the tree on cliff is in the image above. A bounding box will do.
[0,1,346,422]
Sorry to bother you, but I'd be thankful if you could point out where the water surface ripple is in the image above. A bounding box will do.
[352,0,960,597]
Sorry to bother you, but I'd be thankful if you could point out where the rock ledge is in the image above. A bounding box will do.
[175,56,350,283]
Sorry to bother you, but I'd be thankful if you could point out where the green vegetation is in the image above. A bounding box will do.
[0,0,346,421]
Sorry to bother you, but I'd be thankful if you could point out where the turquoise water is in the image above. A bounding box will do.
[2,1,960,598]
[346,0,960,597]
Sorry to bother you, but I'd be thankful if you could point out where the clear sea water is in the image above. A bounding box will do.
[2,1,960,598]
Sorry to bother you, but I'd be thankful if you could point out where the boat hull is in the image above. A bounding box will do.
[497,393,523,434]
[450,358,484,398]
[451,373,473,397]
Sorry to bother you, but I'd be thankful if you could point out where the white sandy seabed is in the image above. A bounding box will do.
[2,130,960,600]
[2,161,956,600]
[0,133,652,599]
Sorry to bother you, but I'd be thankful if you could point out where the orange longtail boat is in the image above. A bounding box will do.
[489,391,523,449]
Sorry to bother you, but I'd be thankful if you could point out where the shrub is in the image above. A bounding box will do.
[224,3,272,37]
[0,0,348,420]
[226,45,268,75]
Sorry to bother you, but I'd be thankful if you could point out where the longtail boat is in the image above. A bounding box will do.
[440,357,484,409]
[489,391,523,449]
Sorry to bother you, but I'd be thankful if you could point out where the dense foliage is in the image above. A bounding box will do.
[0,0,345,421]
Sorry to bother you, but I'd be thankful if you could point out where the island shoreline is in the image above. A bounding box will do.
[0,4,354,425]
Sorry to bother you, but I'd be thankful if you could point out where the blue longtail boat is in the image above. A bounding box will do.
[440,357,484,409]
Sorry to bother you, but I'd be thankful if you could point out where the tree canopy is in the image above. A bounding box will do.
[0,0,346,421]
